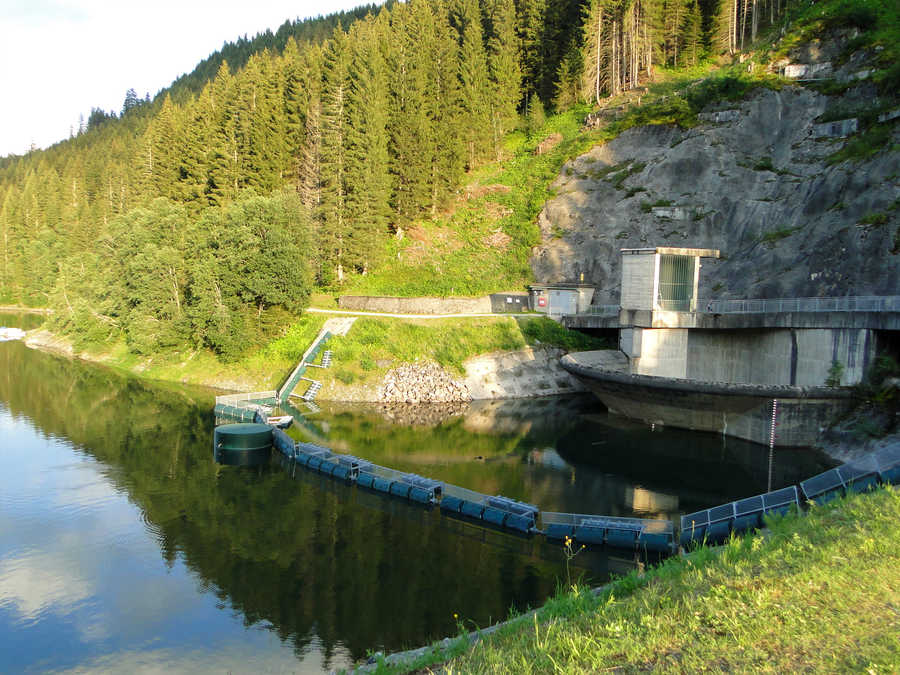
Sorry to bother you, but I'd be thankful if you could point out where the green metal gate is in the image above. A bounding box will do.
[658,254,693,311]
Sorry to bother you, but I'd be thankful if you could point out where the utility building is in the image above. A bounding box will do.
[620,247,720,313]
[528,283,595,318]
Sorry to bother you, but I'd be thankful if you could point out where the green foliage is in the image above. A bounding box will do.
[825,359,845,387]
[640,198,674,212]
[3,0,896,368]
[330,317,526,383]
[517,317,610,351]
[858,212,888,227]
[753,156,775,171]
[47,192,314,361]
[856,355,900,408]
[524,95,546,140]
[341,105,596,297]
[827,124,896,165]
[759,225,803,247]
[784,0,900,99]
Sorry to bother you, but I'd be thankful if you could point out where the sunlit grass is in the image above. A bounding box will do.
[376,487,900,673]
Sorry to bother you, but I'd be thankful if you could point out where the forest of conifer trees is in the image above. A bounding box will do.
[0,0,805,359]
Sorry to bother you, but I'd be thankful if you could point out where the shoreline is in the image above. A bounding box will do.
[0,306,53,315]
[20,326,588,403]
[19,326,897,464]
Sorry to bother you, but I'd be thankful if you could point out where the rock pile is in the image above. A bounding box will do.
[377,362,471,403]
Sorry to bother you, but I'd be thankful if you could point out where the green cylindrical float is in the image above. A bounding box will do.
[214,423,273,466]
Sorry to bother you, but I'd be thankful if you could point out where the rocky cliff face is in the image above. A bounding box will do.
[532,85,899,303]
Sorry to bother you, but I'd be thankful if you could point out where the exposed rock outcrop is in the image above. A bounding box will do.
[533,86,899,303]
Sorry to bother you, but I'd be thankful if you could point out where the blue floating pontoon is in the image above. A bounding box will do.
[544,512,673,553]
[680,485,800,549]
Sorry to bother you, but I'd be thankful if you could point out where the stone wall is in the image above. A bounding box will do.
[338,295,492,314]
[464,346,587,399]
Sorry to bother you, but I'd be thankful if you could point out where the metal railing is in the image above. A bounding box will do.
[699,296,900,314]
[575,296,900,316]
[579,304,619,316]
[214,391,277,405]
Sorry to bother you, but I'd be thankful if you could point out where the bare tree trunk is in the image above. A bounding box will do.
[645,17,651,79]
[611,20,618,96]
[752,0,759,43]
[740,0,749,51]
[596,6,603,103]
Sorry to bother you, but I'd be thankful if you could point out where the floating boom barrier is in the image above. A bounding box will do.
[542,512,674,553]
[216,409,900,557]
[266,427,692,553]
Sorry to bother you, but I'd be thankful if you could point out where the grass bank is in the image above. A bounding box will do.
[375,487,900,673]
[34,313,607,396]
[323,314,607,396]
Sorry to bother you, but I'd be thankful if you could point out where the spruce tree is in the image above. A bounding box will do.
[484,0,522,157]
[683,0,703,66]
[147,95,179,200]
[425,0,465,213]
[206,61,240,207]
[451,0,492,169]
[298,45,324,215]
[517,0,548,104]
[388,0,434,220]
[319,26,351,284]
[345,14,392,274]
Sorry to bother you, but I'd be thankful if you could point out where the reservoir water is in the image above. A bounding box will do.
[0,313,837,672]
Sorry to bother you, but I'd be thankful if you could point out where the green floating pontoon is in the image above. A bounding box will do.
[214,423,273,466]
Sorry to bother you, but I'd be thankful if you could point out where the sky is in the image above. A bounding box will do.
[0,0,369,158]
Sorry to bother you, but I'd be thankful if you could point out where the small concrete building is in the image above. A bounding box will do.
[529,283,595,318]
[620,246,719,313]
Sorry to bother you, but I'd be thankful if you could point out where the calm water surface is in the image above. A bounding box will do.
[0,315,836,672]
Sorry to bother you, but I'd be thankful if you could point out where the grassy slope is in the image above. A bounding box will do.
[381,488,900,673]
[321,314,608,395]
[83,313,607,393]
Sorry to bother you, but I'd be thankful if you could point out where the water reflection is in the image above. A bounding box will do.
[0,335,837,672]
[0,311,46,331]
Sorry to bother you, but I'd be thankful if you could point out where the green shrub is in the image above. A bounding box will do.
[859,212,888,227]
[517,317,610,351]
[826,360,845,387]
[828,124,895,165]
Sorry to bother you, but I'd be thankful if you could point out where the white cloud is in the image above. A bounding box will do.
[0,550,93,621]
[0,0,370,157]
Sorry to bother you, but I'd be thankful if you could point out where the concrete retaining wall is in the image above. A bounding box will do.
[338,295,493,314]
[685,328,873,386]
[626,326,875,387]
[633,328,688,378]
[464,347,587,399]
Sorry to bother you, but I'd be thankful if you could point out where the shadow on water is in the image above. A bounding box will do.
[0,334,838,668]
[0,340,639,666]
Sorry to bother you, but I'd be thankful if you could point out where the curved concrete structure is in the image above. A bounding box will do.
[561,351,855,447]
